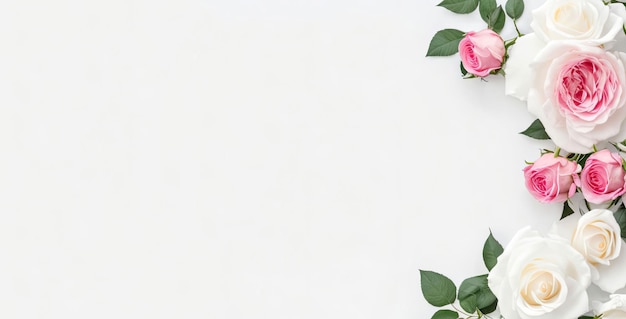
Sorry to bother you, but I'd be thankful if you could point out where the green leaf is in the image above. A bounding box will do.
[426,29,465,57]
[561,201,574,220]
[505,0,524,19]
[482,231,503,271]
[459,294,477,314]
[432,309,459,319]
[488,6,506,34]
[420,270,457,307]
[614,205,626,239]
[458,275,497,313]
[479,0,497,23]
[578,316,594,319]
[520,119,550,140]
[437,0,479,14]
[480,299,498,314]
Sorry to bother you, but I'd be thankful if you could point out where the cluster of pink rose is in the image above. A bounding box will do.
[424,0,626,318]
[458,0,626,209]
[524,149,626,206]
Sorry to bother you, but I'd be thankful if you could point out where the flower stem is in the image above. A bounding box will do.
[513,19,523,37]
[451,304,472,317]
[554,147,561,157]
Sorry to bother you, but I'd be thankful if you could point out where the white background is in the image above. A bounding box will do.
[0,0,559,318]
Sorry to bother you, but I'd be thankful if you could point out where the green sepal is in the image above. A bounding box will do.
[460,61,468,76]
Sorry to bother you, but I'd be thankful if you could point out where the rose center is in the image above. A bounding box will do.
[553,4,592,33]
[586,167,609,192]
[572,221,619,265]
[555,55,619,124]
[520,262,562,308]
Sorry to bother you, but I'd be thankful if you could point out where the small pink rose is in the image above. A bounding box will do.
[458,29,505,77]
[524,153,580,203]
[580,149,626,204]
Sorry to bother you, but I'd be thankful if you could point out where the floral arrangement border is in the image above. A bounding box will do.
[422,0,626,318]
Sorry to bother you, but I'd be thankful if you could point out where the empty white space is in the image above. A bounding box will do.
[0,0,551,318]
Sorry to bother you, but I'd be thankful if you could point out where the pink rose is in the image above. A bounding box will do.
[580,149,626,204]
[524,153,580,203]
[458,29,505,77]
[525,42,626,153]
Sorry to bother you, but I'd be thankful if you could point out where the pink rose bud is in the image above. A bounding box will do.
[458,29,505,77]
[523,153,580,203]
[580,149,626,204]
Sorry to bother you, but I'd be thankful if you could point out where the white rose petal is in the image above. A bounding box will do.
[504,33,546,101]
[609,3,626,26]
[526,42,626,153]
[532,0,623,45]
[488,227,591,319]
[609,4,626,53]
[593,294,626,318]
[550,209,626,292]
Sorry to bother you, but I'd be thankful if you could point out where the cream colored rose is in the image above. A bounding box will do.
[551,209,626,292]
[532,0,623,44]
[488,227,591,319]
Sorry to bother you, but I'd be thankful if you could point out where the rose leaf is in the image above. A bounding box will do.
[431,309,458,319]
[561,201,574,220]
[437,0,479,14]
[479,0,497,23]
[488,6,505,34]
[419,270,457,307]
[480,299,498,314]
[483,231,503,271]
[519,119,550,140]
[426,29,465,57]
[458,274,497,313]
[505,0,524,19]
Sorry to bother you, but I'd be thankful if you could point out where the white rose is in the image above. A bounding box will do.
[488,227,592,319]
[551,209,626,293]
[532,0,623,44]
[593,294,626,318]
[504,33,546,101]
[504,0,624,101]
[526,42,626,153]
[610,3,626,23]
